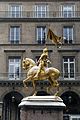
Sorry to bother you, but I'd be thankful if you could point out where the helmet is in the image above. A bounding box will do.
[43,47,48,52]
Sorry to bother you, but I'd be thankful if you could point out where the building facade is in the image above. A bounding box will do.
[0,0,80,120]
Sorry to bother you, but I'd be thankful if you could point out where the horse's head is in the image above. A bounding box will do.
[22,58,36,70]
[22,58,30,70]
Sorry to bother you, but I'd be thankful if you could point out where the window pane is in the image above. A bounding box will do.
[35,5,47,18]
[10,5,22,18]
[70,57,74,62]
[15,66,19,78]
[63,27,73,44]
[64,57,68,62]
[10,26,20,43]
[37,27,46,44]
[63,57,75,79]
[16,27,20,40]
[9,64,14,79]
[63,5,75,18]
[69,28,72,38]
[70,63,74,78]
[8,58,21,80]
[64,63,68,78]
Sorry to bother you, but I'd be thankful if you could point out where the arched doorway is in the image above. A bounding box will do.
[2,91,23,120]
[61,91,80,115]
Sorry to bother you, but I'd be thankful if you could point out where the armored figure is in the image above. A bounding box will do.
[35,47,51,78]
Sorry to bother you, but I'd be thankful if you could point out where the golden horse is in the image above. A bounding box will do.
[22,58,60,95]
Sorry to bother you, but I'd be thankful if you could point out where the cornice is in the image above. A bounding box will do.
[4,49,25,52]
[31,49,53,52]
[0,0,79,2]
[0,18,80,22]
[0,43,80,46]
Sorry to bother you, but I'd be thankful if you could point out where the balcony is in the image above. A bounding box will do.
[0,73,80,87]
[0,73,26,81]
[0,11,80,21]
[0,72,80,80]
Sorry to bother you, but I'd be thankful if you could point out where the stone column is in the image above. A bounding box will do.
[19,96,65,120]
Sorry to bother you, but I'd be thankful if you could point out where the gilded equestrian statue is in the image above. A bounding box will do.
[22,48,60,96]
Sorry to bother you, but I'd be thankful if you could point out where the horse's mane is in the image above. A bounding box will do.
[25,58,36,67]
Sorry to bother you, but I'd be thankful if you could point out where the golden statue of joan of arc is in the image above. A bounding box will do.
[22,47,60,96]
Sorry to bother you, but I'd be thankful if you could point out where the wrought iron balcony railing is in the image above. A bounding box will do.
[0,73,79,81]
[0,73,27,80]
[0,11,80,19]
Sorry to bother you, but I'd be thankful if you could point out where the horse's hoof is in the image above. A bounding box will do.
[24,85,28,89]
[32,91,37,96]
[47,87,50,93]
[25,87,28,89]
[54,91,59,96]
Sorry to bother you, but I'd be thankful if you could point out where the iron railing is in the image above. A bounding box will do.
[0,73,80,80]
[0,73,26,80]
[0,11,80,18]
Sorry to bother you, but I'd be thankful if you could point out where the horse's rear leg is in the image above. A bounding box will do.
[32,80,37,96]
[47,77,59,96]
[47,77,53,93]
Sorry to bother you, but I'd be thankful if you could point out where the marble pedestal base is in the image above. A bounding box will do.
[19,96,65,120]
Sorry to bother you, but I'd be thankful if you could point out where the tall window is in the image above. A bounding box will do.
[36,26,46,44]
[34,5,48,18]
[60,5,75,18]
[8,57,21,80]
[63,57,75,79]
[63,26,73,44]
[9,26,20,43]
[9,5,22,18]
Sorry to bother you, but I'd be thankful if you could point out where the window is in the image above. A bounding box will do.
[63,57,75,79]
[34,5,48,18]
[60,5,75,18]
[9,5,22,18]
[9,26,20,43]
[63,26,73,44]
[70,115,80,120]
[36,26,46,44]
[8,57,21,80]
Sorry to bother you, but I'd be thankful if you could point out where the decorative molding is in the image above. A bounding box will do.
[59,80,80,86]
[4,49,25,52]
[31,49,53,52]
[0,80,80,87]
[0,18,80,22]
[0,80,23,87]
[58,49,79,52]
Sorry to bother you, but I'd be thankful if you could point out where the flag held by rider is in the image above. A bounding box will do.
[47,29,62,46]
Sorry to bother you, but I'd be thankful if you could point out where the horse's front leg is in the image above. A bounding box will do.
[23,76,31,88]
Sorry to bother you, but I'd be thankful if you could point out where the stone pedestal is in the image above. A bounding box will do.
[19,96,65,120]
